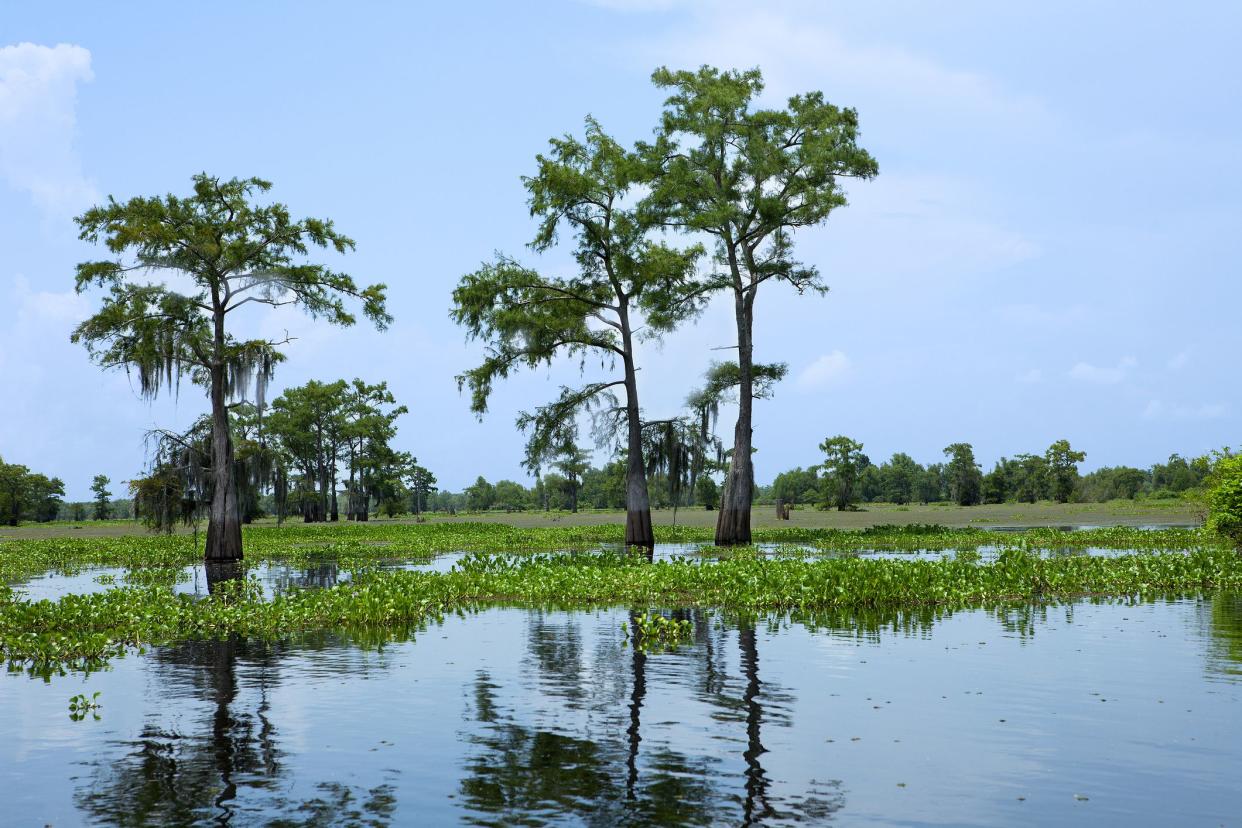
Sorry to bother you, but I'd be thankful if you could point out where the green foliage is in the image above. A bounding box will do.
[1078,466,1148,501]
[68,691,101,721]
[72,174,389,402]
[89,475,112,520]
[695,475,719,510]
[879,453,922,505]
[451,118,704,491]
[818,436,868,511]
[623,613,693,651]
[1045,439,1086,503]
[943,443,983,506]
[72,174,389,559]
[465,477,497,511]
[641,65,878,529]
[772,467,819,506]
[1206,454,1242,544]
[0,457,65,525]
[0,522,1235,671]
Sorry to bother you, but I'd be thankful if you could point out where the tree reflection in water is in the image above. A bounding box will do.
[72,635,397,827]
[74,637,283,826]
[1208,591,1242,679]
[458,609,843,826]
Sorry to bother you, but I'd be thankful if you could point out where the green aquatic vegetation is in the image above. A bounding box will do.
[68,691,101,721]
[1,521,1224,589]
[122,567,190,588]
[4,546,1242,671]
[623,613,694,651]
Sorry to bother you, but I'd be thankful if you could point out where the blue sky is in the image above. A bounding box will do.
[1,1,1238,498]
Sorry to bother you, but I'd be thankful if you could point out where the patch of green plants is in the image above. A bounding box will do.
[68,691,101,721]
[623,613,694,651]
[1,521,1225,590]
[5,545,1242,672]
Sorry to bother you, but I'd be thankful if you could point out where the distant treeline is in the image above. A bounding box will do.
[770,439,1213,510]
[2,440,1219,525]
[377,441,1216,516]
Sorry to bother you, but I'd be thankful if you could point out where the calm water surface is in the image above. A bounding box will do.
[3,567,1242,825]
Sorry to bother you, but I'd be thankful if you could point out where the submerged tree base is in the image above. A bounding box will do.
[205,560,244,593]
[715,506,752,546]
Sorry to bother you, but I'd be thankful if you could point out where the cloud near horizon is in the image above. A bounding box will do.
[0,42,96,217]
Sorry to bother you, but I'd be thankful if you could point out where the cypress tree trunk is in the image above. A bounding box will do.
[620,307,655,556]
[716,287,754,546]
[205,362,243,565]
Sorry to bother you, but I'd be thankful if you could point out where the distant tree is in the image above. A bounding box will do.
[695,475,719,510]
[0,459,65,525]
[1150,453,1210,495]
[71,502,87,521]
[1011,454,1049,503]
[72,174,388,571]
[1044,439,1086,503]
[943,443,983,506]
[858,462,882,502]
[465,476,496,511]
[493,480,531,512]
[917,463,946,504]
[90,474,112,520]
[642,65,877,545]
[408,464,437,518]
[879,453,922,505]
[1078,465,1148,501]
[580,461,628,509]
[452,119,704,551]
[521,420,591,515]
[772,467,819,506]
[982,458,1017,505]
[819,436,867,511]
[267,380,349,522]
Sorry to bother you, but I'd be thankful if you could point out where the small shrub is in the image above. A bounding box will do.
[1206,455,1242,544]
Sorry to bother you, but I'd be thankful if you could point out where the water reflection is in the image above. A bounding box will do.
[1207,592,1242,679]
[9,593,1237,825]
[73,637,399,827]
[74,638,282,825]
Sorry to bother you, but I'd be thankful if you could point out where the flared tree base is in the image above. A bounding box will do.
[714,505,752,546]
[625,508,655,562]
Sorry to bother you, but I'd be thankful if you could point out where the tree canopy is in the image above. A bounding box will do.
[73,173,389,567]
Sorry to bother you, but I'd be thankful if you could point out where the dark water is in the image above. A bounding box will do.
[4,575,1242,826]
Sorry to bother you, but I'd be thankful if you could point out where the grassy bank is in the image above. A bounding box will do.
[0,499,1202,540]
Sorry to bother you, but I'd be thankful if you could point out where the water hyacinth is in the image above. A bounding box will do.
[3,534,1242,671]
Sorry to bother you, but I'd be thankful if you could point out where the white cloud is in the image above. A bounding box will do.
[626,1,1050,130]
[1143,399,1226,421]
[13,273,91,325]
[1016,368,1042,384]
[814,173,1039,280]
[1068,356,1136,384]
[0,42,96,216]
[1166,350,1191,371]
[798,350,851,390]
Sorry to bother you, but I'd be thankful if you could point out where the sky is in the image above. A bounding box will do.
[1,1,1238,499]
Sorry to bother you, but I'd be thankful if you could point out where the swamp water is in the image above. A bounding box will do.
[3,553,1242,825]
